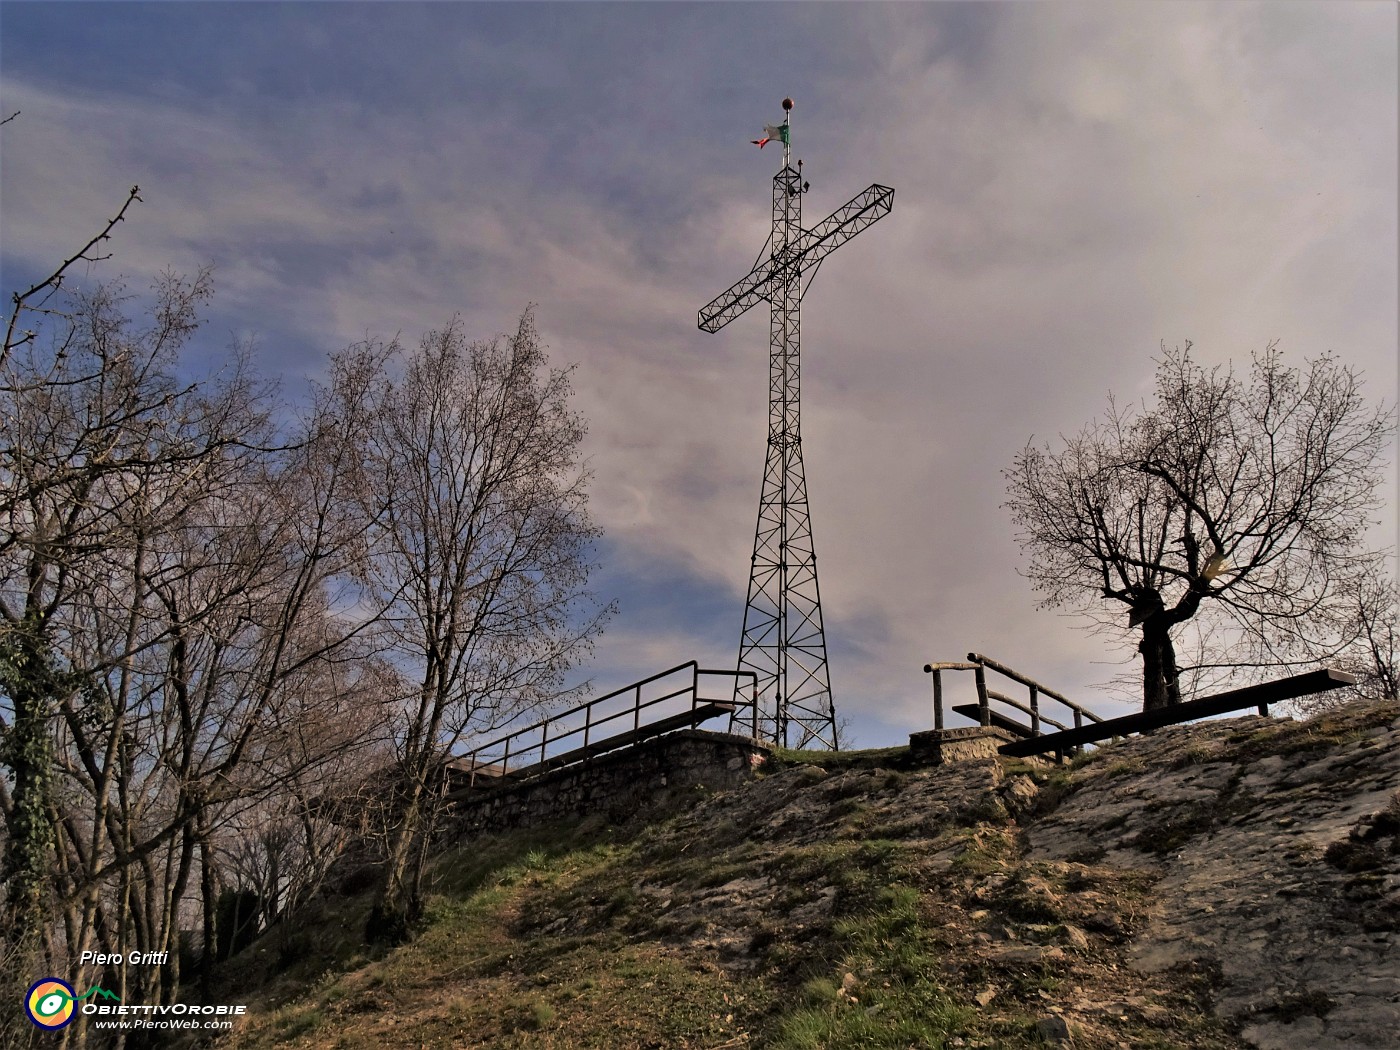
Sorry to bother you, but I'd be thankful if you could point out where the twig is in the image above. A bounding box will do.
[3,185,142,366]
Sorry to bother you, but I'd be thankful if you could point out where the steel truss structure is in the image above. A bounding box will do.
[698,105,893,749]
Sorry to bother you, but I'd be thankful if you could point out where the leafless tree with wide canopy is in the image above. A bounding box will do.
[1005,342,1395,711]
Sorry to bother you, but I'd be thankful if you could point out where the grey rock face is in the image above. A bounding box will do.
[1024,703,1400,1050]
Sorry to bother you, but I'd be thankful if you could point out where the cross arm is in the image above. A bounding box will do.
[697,183,893,334]
[698,257,773,333]
[792,184,893,271]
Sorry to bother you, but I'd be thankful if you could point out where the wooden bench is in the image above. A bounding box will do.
[998,668,1356,758]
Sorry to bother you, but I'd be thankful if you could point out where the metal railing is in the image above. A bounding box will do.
[922,652,1105,744]
[452,662,758,790]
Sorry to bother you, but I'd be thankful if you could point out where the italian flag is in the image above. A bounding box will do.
[751,123,789,148]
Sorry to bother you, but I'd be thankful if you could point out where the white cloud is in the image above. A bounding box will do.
[2,2,1393,746]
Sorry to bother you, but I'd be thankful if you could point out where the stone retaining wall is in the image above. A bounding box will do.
[908,725,1021,765]
[451,729,771,837]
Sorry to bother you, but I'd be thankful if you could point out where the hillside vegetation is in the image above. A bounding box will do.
[208,700,1399,1050]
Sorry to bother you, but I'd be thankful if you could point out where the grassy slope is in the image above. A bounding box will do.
[206,701,1397,1050]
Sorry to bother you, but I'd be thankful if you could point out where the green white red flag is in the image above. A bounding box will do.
[751,123,789,148]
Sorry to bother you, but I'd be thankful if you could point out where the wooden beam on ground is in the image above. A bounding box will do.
[998,668,1356,758]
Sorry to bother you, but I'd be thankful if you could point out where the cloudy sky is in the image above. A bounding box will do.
[2,2,1395,746]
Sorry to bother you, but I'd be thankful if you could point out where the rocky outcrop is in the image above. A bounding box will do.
[533,699,1399,1048]
[1023,702,1400,1049]
[220,690,1398,1050]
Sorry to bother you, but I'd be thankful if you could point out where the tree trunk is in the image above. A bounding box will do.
[199,823,218,1000]
[1,629,57,943]
[1139,618,1183,711]
[366,784,425,944]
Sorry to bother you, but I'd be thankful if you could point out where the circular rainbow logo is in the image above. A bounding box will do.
[25,978,76,1029]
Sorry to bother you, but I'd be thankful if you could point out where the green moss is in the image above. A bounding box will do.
[428,819,622,898]
[1222,703,1396,763]
[1133,802,1217,855]
[769,744,914,772]
[1267,990,1335,1022]
[1101,758,1146,778]
[1323,839,1386,873]
[830,797,870,820]
[949,828,1019,878]
[524,999,556,1029]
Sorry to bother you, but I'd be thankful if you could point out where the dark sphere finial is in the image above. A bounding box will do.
[782,97,794,111]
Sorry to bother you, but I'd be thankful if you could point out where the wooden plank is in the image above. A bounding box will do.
[950,703,1035,739]
[999,668,1356,758]
[446,702,735,798]
[984,690,1072,733]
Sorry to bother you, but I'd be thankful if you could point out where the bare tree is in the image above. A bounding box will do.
[323,311,608,943]
[1,189,144,955]
[4,181,611,1027]
[215,653,394,934]
[1004,342,1395,711]
[1323,572,1398,708]
[2,242,216,949]
[1,226,386,1038]
[50,356,383,1017]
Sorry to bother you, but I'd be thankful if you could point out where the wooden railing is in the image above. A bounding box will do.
[922,652,1104,746]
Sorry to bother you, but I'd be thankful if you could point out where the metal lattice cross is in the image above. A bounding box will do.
[698,108,893,749]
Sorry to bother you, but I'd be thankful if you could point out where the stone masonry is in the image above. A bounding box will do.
[451,729,771,837]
